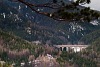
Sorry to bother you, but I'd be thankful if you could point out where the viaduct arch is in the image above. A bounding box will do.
[54,45,89,52]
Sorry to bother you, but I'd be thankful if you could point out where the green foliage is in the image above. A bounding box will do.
[0,29,45,66]
[57,51,97,67]
[0,29,35,51]
[80,30,100,44]
[53,0,100,22]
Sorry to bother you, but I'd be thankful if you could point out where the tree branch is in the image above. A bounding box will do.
[17,0,65,21]
[12,0,100,22]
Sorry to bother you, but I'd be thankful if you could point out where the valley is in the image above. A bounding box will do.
[0,0,100,67]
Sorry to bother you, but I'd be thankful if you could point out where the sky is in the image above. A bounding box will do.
[83,0,100,11]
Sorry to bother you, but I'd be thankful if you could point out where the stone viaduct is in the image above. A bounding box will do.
[54,45,89,52]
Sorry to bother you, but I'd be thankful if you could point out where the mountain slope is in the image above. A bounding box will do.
[0,0,100,45]
[0,29,45,66]
[80,29,100,44]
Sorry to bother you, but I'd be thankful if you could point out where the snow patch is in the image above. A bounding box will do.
[3,13,6,18]
[18,5,21,10]
[90,20,99,25]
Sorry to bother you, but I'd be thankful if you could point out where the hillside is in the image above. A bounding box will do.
[80,29,100,44]
[56,30,100,67]
[0,29,45,67]
[0,0,100,45]
[0,0,100,67]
